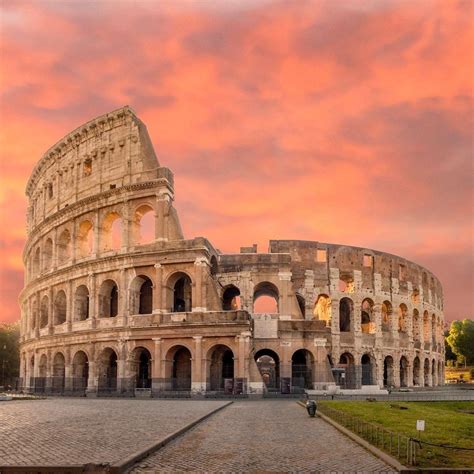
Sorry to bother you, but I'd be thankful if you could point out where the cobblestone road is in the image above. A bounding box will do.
[0,398,227,466]
[130,400,394,473]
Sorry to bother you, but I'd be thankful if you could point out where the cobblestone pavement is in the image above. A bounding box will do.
[0,398,227,466]
[129,400,395,473]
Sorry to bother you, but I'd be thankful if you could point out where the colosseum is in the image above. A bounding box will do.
[19,106,445,397]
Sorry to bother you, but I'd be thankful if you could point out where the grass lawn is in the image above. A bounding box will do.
[319,401,474,468]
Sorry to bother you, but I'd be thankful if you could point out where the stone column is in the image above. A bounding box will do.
[278,271,292,317]
[193,258,208,312]
[34,293,40,338]
[67,281,73,331]
[88,273,97,329]
[153,264,163,313]
[156,194,170,241]
[64,349,73,393]
[121,200,130,252]
[192,336,205,393]
[48,288,54,335]
[152,338,163,393]
[375,354,384,388]
[280,341,292,381]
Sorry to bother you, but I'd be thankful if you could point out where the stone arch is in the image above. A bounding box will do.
[339,274,354,293]
[381,301,392,332]
[313,294,331,326]
[413,356,421,386]
[166,272,192,313]
[432,358,437,386]
[361,298,375,334]
[207,344,234,391]
[57,229,72,264]
[132,204,155,245]
[423,358,430,386]
[222,285,241,311]
[338,352,356,389]
[383,355,395,388]
[40,295,49,328]
[98,347,118,392]
[130,347,152,389]
[98,279,119,318]
[74,285,90,321]
[253,281,279,314]
[52,352,65,393]
[72,350,89,392]
[77,220,94,258]
[129,275,153,315]
[291,349,314,390]
[398,304,408,333]
[33,247,40,276]
[31,299,38,331]
[255,348,280,391]
[101,211,122,251]
[43,238,53,270]
[431,314,437,344]
[339,297,353,332]
[413,309,420,341]
[37,354,47,392]
[400,356,409,387]
[54,290,67,325]
[165,345,192,391]
[361,353,375,385]
[296,293,306,318]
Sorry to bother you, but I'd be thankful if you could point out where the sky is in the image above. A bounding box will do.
[0,0,472,325]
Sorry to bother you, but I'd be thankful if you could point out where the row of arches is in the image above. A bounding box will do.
[29,204,156,278]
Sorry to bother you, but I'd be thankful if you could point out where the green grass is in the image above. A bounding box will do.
[319,401,474,468]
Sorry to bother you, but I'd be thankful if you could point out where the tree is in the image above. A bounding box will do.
[444,330,457,364]
[0,322,20,387]
[446,319,474,366]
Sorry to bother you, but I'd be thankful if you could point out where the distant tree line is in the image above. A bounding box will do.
[0,322,20,388]
[445,319,474,367]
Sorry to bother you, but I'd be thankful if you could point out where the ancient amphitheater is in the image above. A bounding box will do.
[19,106,445,396]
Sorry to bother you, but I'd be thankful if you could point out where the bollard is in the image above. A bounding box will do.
[306,399,317,417]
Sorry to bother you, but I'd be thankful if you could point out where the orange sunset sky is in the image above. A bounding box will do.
[0,0,472,325]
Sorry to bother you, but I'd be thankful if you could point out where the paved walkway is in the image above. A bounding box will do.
[129,400,394,473]
[0,398,227,466]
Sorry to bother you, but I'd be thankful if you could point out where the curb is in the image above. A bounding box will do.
[297,401,404,472]
[110,400,233,473]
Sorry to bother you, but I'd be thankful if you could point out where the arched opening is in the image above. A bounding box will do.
[33,247,40,276]
[102,212,122,251]
[339,275,354,293]
[361,298,374,334]
[98,348,118,393]
[208,345,234,392]
[74,285,90,321]
[37,354,47,393]
[400,356,409,387]
[423,311,430,343]
[40,296,49,328]
[168,273,192,312]
[133,204,155,245]
[413,309,420,341]
[413,356,421,386]
[432,358,437,386]
[31,300,37,331]
[431,315,436,345]
[411,288,420,305]
[57,229,72,264]
[383,356,394,388]
[222,285,241,311]
[381,301,392,332]
[43,238,53,270]
[313,294,331,326]
[131,347,152,389]
[54,290,67,325]
[337,353,356,389]
[255,349,280,392]
[72,351,89,392]
[168,346,192,391]
[423,358,430,386]
[361,354,374,385]
[77,220,94,258]
[130,276,153,315]
[291,349,314,390]
[339,297,353,332]
[398,304,408,333]
[253,282,279,314]
[52,352,65,393]
[296,294,306,318]
[99,280,119,318]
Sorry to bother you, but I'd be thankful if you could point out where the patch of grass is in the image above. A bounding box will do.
[319,401,474,468]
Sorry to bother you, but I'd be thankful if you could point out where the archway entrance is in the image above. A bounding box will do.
[171,346,192,391]
[413,356,421,386]
[72,351,89,392]
[383,356,394,387]
[424,358,430,386]
[361,354,374,385]
[400,356,409,387]
[98,348,118,393]
[291,349,313,391]
[255,349,280,392]
[52,353,65,393]
[337,353,356,389]
[208,345,234,392]
[132,347,152,389]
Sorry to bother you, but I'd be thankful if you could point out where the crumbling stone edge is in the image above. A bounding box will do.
[109,400,234,473]
[297,401,405,471]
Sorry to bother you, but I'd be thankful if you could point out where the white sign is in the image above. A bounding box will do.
[416,420,425,431]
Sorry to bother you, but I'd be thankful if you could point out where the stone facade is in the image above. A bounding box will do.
[19,106,445,396]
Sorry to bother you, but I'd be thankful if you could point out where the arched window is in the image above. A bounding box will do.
[77,220,94,258]
[339,297,353,332]
[413,309,420,341]
[253,282,279,314]
[207,345,234,391]
[74,285,90,321]
[33,247,40,276]
[381,301,392,332]
[54,290,67,325]
[313,294,331,326]
[398,304,408,333]
[43,238,53,270]
[131,347,152,389]
[130,276,153,315]
[172,274,192,312]
[361,298,374,334]
[98,348,118,392]
[99,280,119,318]
[57,229,72,264]
[133,205,154,245]
[222,285,241,311]
[40,296,49,328]
[339,275,354,293]
[102,212,122,251]
[423,311,430,341]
